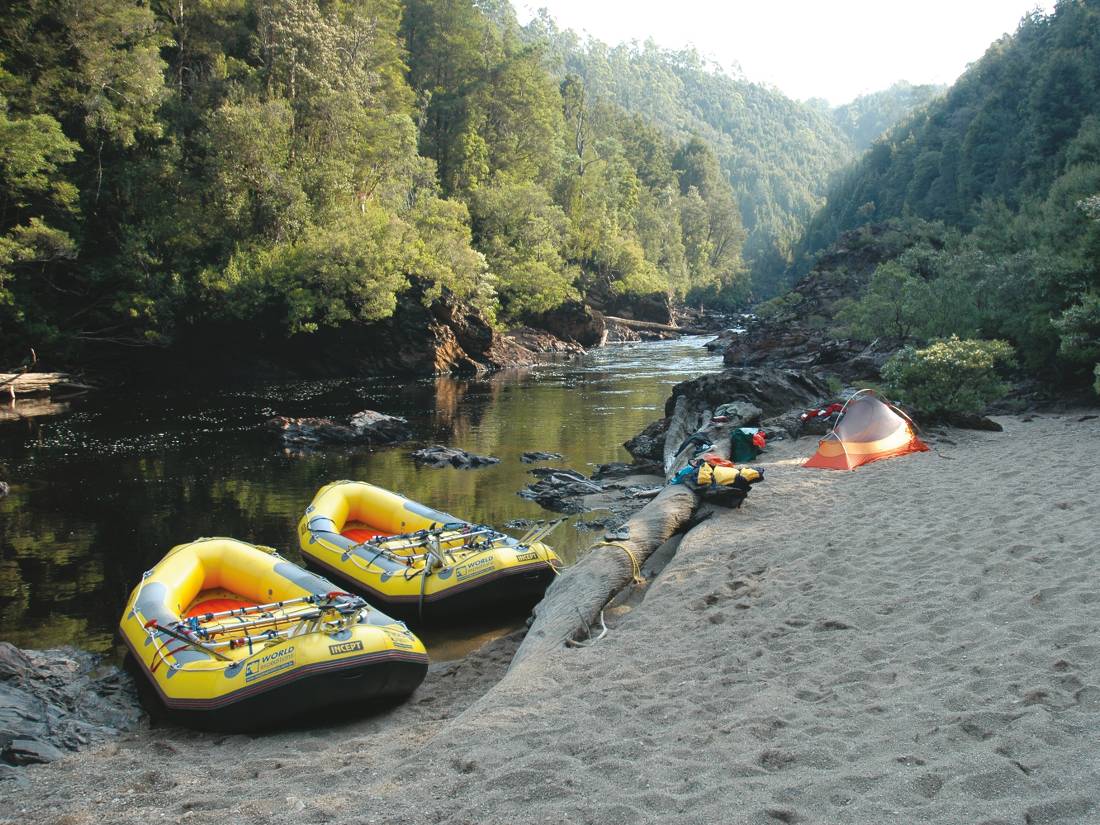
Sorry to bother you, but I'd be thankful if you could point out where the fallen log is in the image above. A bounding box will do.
[602,315,711,336]
[508,484,699,670]
[0,372,94,398]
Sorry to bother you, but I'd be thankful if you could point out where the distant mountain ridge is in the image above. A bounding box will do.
[522,16,939,295]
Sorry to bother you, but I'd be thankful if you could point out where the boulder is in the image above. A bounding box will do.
[665,367,830,420]
[410,446,500,469]
[267,410,412,448]
[592,460,663,480]
[2,738,64,766]
[0,643,142,774]
[526,301,607,348]
[266,416,361,446]
[520,451,564,463]
[603,318,642,343]
[348,410,412,443]
[503,327,585,355]
[623,418,670,463]
[518,469,603,514]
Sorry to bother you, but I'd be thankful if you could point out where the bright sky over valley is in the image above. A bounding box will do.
[517,0,1059,103]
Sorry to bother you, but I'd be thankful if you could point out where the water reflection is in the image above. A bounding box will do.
[0,337,721,656]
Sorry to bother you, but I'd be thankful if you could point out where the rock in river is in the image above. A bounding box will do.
[520,451,564,463]
[410,445,501,468]
[267,409,411,447]
[518,468,603,513]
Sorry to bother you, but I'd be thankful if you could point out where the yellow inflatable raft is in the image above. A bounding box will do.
[120,537,428,729]
[298,481,562,621]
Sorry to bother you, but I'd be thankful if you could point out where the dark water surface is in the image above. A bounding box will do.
[0,337,721,658]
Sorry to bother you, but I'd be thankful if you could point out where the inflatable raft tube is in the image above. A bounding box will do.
[298,481,563,622]
[119,537,428,730]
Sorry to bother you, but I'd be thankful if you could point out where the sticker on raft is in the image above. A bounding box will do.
[244,646,295,683]
[454,555,495,580]
[515,551,540,563]
[328,640,364,656]
[383,629,416,650]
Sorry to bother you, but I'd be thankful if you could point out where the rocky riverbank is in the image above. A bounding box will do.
[0,643,142,786]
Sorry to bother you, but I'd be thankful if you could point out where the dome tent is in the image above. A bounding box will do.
[803,390,928,471]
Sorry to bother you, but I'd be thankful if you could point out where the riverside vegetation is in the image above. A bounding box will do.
[1,2,1098,396]
[1,0,941,377]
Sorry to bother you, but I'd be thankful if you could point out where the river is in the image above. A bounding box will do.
[0,336,721,658]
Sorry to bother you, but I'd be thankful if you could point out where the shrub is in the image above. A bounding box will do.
[882,336,1016,416]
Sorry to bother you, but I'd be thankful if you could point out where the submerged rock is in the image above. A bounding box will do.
[520,451,564,463]
[410,445,500,469]
[0,643,142,775]
[518,469,603,513]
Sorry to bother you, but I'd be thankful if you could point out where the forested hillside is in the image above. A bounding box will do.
[0,0,754,367]
[825,81,944,151]
[791,0,1100,390]
[0,0,949,371]
[525,17,854,296]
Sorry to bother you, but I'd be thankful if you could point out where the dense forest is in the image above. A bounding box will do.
[0,0,747,366]
[793,0,1100,391]
[0,0,939,370]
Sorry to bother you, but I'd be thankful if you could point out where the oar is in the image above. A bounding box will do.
[144,619,232,662]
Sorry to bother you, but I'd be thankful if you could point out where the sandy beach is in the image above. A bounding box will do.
[4,413,1099,824]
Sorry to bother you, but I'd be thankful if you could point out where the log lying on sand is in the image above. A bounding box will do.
[0,372,94,398]
[602,315,711,336]
[508,484,699,671]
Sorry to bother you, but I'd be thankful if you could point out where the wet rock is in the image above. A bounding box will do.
[267,410,411,448]
[410,445,500,469]
[504,327,585,355]
[503,518,540,529]
[518,469,603,514]
[348,410,412,443]
[526,301,607,348]
[623,418,670,463]
[520,451,564,463]
[266,416,361,446]
[0,642,142,774]
[592,461,663,480]
[604,319,642,343]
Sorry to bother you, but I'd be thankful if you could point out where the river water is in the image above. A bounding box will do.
[0,337,721,658]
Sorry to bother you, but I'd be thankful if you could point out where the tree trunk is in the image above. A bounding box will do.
[0,373,94,397]
[602,315,711,336]
[508,484,699,671]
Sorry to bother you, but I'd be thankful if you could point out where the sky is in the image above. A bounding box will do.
[515,1,1059,105]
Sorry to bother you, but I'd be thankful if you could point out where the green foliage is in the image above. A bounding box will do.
[0,0,952,363]
[792,3,1100,391]
[1053,291,1100,367]
[883,336,1017,416]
